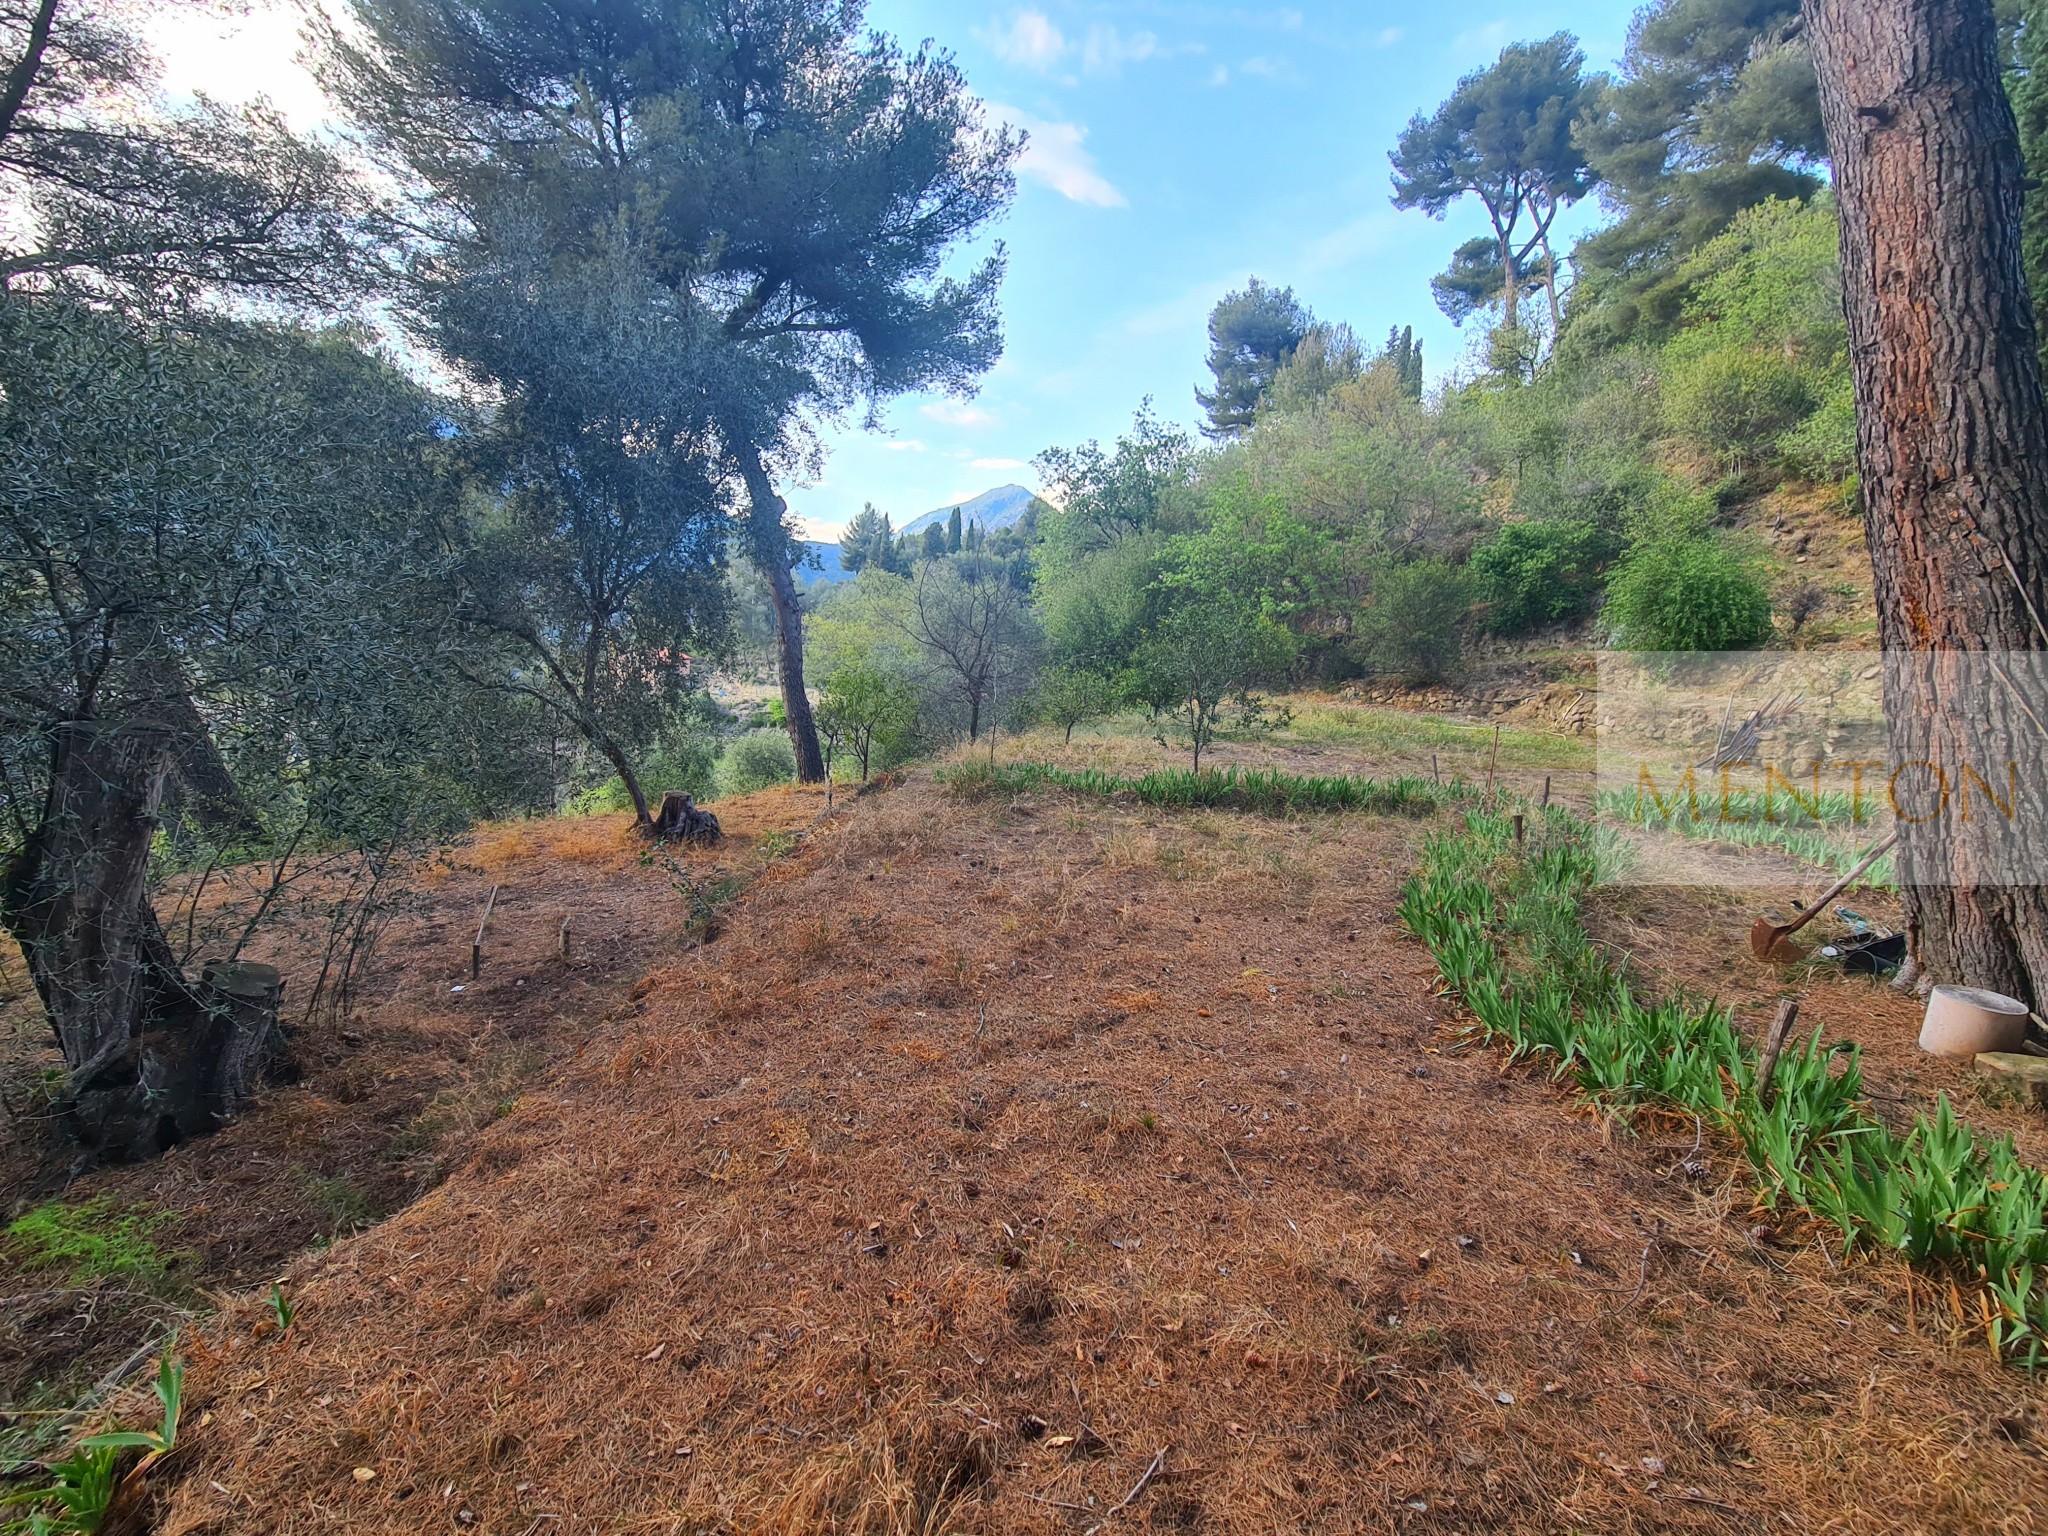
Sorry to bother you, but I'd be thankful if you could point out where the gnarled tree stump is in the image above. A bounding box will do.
[651,791,722,845]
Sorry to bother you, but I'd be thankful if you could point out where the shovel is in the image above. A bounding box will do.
[1749,830,1900,963]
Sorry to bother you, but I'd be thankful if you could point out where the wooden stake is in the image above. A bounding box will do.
[557,914,572,962]
[1431,753,1440,785]
[1756,998,1801,1108]
[472,884,499,980]
[1512,812,1526,848]
[1540,775,1552,809]
[1484,725,1501,798]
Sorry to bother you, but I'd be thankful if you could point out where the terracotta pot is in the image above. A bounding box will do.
[1919,985,2031,1058]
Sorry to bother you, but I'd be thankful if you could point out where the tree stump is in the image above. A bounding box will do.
[652,791,722,845]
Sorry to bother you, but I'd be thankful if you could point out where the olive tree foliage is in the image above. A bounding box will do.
[0,298,498,1159]
[323,0,1020,784]
[0,1,478,1163]
[432,221,736,824]
[1136,596,1295,771]
[0,0,375,302]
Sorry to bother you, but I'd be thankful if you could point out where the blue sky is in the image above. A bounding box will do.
[152,0,1643,539]
[792,0,1642,538]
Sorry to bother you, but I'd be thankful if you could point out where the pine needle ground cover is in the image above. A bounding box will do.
[144,773,2042,1535]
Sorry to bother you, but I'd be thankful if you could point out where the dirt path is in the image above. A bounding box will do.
[139,773,2041,1535]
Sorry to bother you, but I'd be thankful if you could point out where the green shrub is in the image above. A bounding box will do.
[1778,377,1859,484]
[1471,519,1615,633]
[716,731,797,796]
[643,733,718,801]
[1602,537,1773,651]
[1664,346,1813,468]
[6,1197,178,1287]
[1360,560,1474,684]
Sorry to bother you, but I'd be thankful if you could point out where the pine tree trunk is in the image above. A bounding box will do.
[1,720,283,1159]
[1807,0,2048,1005]
[737,449,827,783]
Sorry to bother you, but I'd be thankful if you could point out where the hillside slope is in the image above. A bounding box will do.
[150,769,2037,1535]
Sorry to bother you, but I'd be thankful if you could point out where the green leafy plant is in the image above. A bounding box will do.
[1400,805,2048,1365]
[2,1353,183,1535]
[81,1354,182,1459]
[1,1441,122,1534]
[268,1282,296,1333]
[943,761,1456,818]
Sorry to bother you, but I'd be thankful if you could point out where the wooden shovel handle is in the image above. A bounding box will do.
[1781,830,1900,939]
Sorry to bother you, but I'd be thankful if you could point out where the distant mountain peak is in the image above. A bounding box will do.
[897,484,1037,538]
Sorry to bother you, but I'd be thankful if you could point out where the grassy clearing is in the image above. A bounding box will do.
[944,759,1457,817]
[1399,806,2048,1365]
[1278,699,1592,770]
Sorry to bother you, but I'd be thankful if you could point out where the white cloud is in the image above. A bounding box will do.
[881,439,927,453]
[979,11,1196,78]
[972,457,1028,470]
[921,401,998,427]
[979,10,1068,70]
[1238,55,1286,79]
[1207,64,1231,87]
[1376,27,1405,48]
[1299,212,1399,275]
[1081,25,1174,75]
[986,103,1127,208]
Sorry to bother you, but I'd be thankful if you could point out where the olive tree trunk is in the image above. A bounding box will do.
[1806,0,2048,1004]
[737,449,827,783]
[1,720,282,1159]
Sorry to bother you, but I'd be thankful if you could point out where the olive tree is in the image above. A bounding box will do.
[0,299,485,1159]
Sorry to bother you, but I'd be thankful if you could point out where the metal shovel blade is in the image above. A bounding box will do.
[1750,917,1807,964]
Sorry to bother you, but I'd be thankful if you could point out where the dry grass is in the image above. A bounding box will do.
[139,769,2044,1536]
[464,813,643,874]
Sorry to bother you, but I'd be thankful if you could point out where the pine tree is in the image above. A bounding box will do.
[1194,278,1311,438]
[1575,0,1824,338]
[1383,325,1425,399]
[1390,34,1597,337]
[947,506,964,553]
[839,503,902,575]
